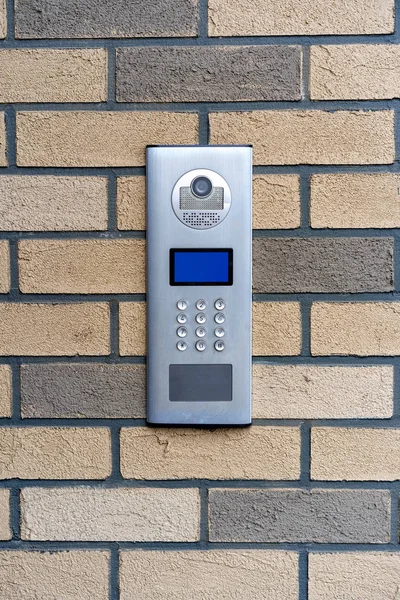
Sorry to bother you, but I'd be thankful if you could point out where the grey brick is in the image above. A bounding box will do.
[21,364,146,419]
[209,489,390,543]
[253,237,393,293]
[116,46,301,102]
[15,0,198,39]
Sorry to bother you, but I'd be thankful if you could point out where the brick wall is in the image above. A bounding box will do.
[0,0,398,598]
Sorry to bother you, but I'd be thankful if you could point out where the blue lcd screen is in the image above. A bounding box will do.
[170,249,233,286]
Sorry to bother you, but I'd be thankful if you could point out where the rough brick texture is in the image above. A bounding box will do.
[0,113,6,166]
[0,551,109,600]
[0,242,10,293]
[117,46,301,102]
[15,0,199,38]
[120,551,299,600]
[210,110,395,165]
[21,488,200,541]
[0,366,11,418]
[0,490,10,540]
[16,112,199,167]
[208,0,394,36]
[120,427,300,480]
[311,173,400,229]
[209,489,390,543]
[0,0,5,38]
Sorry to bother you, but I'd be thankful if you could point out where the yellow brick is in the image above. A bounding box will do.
[0,113,6,166]
[0,49,107,102]
[312,427,400,480]
[0,303,110,356]
[0,427,111,479]
[119,302,146,356]
[0,551,109,600]
[21,488,200,541]
[0,490,10,540]
[209,110,394,165]
[312,302,400,356]
[253,302,301,355]
[311,173,400,229]
[0,242,9,293]
[209,0,394,36]
[0,365,11,418]
[16,111,199,167]
[253,365,393,419]
[311,45,400,100]
[0,0,5,39]
[117,175,301,230]
[120,427,300,480]
[19,239,146,293]
[309,553,400,600]
[120,550,299,600]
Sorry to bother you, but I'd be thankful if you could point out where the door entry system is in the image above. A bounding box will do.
[146,146,252,425]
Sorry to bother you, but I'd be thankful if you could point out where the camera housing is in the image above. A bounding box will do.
[191,176,213,198]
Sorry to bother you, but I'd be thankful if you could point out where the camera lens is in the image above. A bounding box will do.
[191,176,213,198]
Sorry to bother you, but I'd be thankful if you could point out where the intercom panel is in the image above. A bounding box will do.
[146,145,252,425]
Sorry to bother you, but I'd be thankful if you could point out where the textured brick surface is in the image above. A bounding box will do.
[0,303,110,356]
[311,302,400,356]
[253,237,393,293]
[209,110,395,165]
[21,488,200,541]
[0,176,108,231]
[0,427,111,479]
[19,239,146,293]
[311,45,400,100]
[312,428,400,481]
[120,427,300,480]
[15,0,199,38]
[119,302,146,356]
[16,112,198,167]
[117,46,301,102]
[253,302,301,356]
[311,173,400,229]
[0,242,10,293]
[209,489,390,543]
[0,551,109,600]
[309,553,400,600]
[120,550,299,600]
[0,366,11,418]
[0,113,6,166]
[208,0,394,36]
[21,364,146,418]
[0,490,10,540]
[0,49,107,102]
[0,0,4,38]
[117,177,146,230]
[252,365,393,419]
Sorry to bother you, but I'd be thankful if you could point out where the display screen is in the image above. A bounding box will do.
[170,249,233,286]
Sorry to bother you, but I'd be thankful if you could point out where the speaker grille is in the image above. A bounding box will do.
[179,187,224,210]
[182,211,221,228]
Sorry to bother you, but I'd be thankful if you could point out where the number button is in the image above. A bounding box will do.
[196,313,206,324]
[177,341,187,351]
[196,340,206,352]
[196,327,206,338]
[215,327,225,338]
[177,327,188,338]
[215,340,225,352]
[214,299,225,310]
[196,299,207,311]
[177,313,187,324]
[214,313,225,324]
[177,300,188,311]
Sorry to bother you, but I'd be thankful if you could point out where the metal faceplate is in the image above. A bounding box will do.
[172,168,232,229]
[146,145,252,426]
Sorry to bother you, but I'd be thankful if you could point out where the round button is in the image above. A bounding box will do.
[196,340,206,352]
[177,327,188,338]
[214,313,225,324]
[176,341,187,351]
[196,299,207,311]
[196,327,206,338]
[214,299,225,310]
[196,313,206,324]
[177,313,188,324]
[215,340,225,352]
[177,300,188,311]
[215,327,225,338]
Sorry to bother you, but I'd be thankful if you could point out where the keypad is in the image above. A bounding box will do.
[175,298,226,352]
